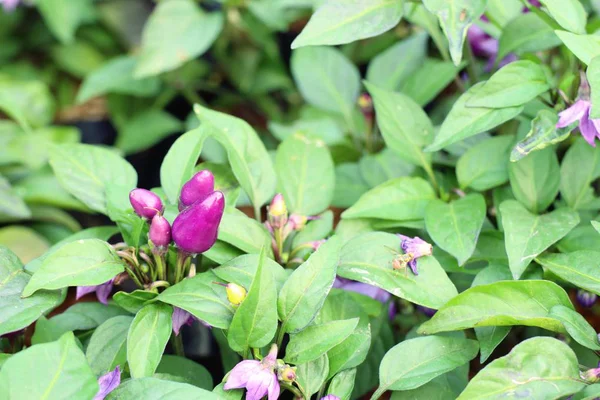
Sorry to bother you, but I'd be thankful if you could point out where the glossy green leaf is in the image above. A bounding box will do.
[278,236,342,333]
[497,13,561,61]
[135,0,223,77]
[86,315,133,375]
[218,209,273,256]
[107,377,218,400]
[327,368,357,400]
[400,58,462,106]
[560,138,600,210]
[475,326,511,363]
[456,135,514,191]
[113,290,157,314]
[49,302,129,332]
[390,368,466,400]
[293,210,334,248]
[291,0,404,48]
[227,248,277,352]
[0,80,55,131]
[22,239,124,297]
[589,56,600,119]
[466,61,550,108]
[549,305,600,351]
[36,0,94,44]
[425,194,486,266]
[556,31,600,65]
[0,332,98,400]
[0,176,30,219]
[338,232,458,309]
[296,354,330,398]
[457,337,585,399]
[116,109,182,154]
[365,82,433,171]
[285,318,359,364]
[539,0,587,34]
[156,271,235,329]
[213,253,288,292]
[500,200,579,279]
[195,105,276,209]
[275,132,335,215]
[127,303,173,378]
[49,144,137,214]
[333,163,370,208]
[536,251,600,296]
[418,280,574,335]
[342,177,435,221]
[509,147,560,213]
[372,336,478,398]
[156,355,213,390]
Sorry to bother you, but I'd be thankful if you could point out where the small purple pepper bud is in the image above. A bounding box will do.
[129,188,163,219]
[179,170,215,211]
[268,193,288,229]
[172,191,225,254]
[577,289,597,308]
[149,215,171,248]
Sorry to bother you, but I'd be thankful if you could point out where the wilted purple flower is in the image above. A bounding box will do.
[172,307,195,336]
[149,215,171,248]
[577,289,597,308]
[398,235,433,275]
[224,344,280,400]
[129,188,163,219]
[94,366,121,400]
[321,396,340,400]
[179,170,215,210]
[76,278,114,304]
[556,75,600,146]
[172,191,225,254]
[1,0,20,11]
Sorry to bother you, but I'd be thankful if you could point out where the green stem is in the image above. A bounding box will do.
[175,251,189,284]
[464,42,479,87]
[275,325,286,349]
[154,252,166,282]
[316,384,327,400]
[370,387,386,400]
[171,333,185,357]
[295,381,309,400]
[280,382,303,399]
[253,203,262,223]
[124,265,145,289]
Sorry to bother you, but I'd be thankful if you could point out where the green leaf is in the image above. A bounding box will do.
[135,0,223,77]
[366,32,428,91]
[338,232,458,309]
[510,109,571,162]
[218,209,273,256]
[556,31,600,65]
[49,302,129,332]
[497,13,561,61]
[426,83,523,151]
[49,144,137,214]
[285,318,359,364]
[77,56,160,103]
[327,368,357,400]
[195,105,276,209]
[116,110,182,154]
[0,80,55,131]
[538,0,587,34]
[456,135,514,191]
[466,61,550,108]
[213,253,288,292]
[365,82,433,171]
[536,251,600,296]
[425,194,486,266]
[22,239,124,297]
[422,0,486,65]
[107,377,219,400]
[127,303,173,378]
[36,0,95,44]
[342,177,435,221]
[275,132,335,215]
[456,337,585,399]
[400,58,462,106]
[0,176,30,219]
[296,355,330,398]
[156,355,213,390]
[227,247,277,352]
[560,138,600,210]
[156,271,235,329]
[475,326,511,363]
[0,332,98,400]
[549,305,600,351]
[113,290,158,314]
[500,200,579,279]
[589,56,600,119]
[417,280,574,335]
[291,46,360,121]
[291,0,403,48]
[509,147,560,213]
[293,210,334,248]
[160,127,209,205]
[86,315,133,375]
[391,368,466,400]
[373,336,478,398]
[278,236,342,333]
[333,163,370,208]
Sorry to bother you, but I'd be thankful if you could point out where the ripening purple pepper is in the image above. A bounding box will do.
[149,215,171,248]
[172,191,225,254]
[129,188,163,219]
[179,170,215,210]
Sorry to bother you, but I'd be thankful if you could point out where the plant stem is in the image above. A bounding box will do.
[171,333,185,357]
[370,387,385,400]
[280,382,303,399]
[464,42,479,87]
[154,252,166,281]
[275,325,286,349]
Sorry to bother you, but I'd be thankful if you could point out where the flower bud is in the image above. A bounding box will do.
[179,170,215,210]
[149,214,171,248]
[129,188,163,219]
[577,289,597,308]
[226,283,247,306]
[172,191,225,254]
[278,366,296,383]
[268,194,288,229]
[288,214,307,230]
[358,93,373,116]
[581,367,600,383]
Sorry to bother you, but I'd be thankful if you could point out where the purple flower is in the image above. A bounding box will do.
[149,215,171,248]
[556,77,600,147]
[94,366,121,400]
[581,366,600,383]
[1,0,20,11]
[309,239,327,251]
[76,278,115,304]
[224,344,280,400]
[334,277,396,319]
[172,307,195,336]
[129,189,163,219]
[467,25,517,71]
[577,289,597,308]
[416,305,437,317]
[321,396,340,400]
[172,191,225,254]
[398,235,433,275]
[179,170,215,211]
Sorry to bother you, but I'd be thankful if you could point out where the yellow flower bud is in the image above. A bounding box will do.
[279,366,297,382]
[226,283,247,306]
[269,194,287,217]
